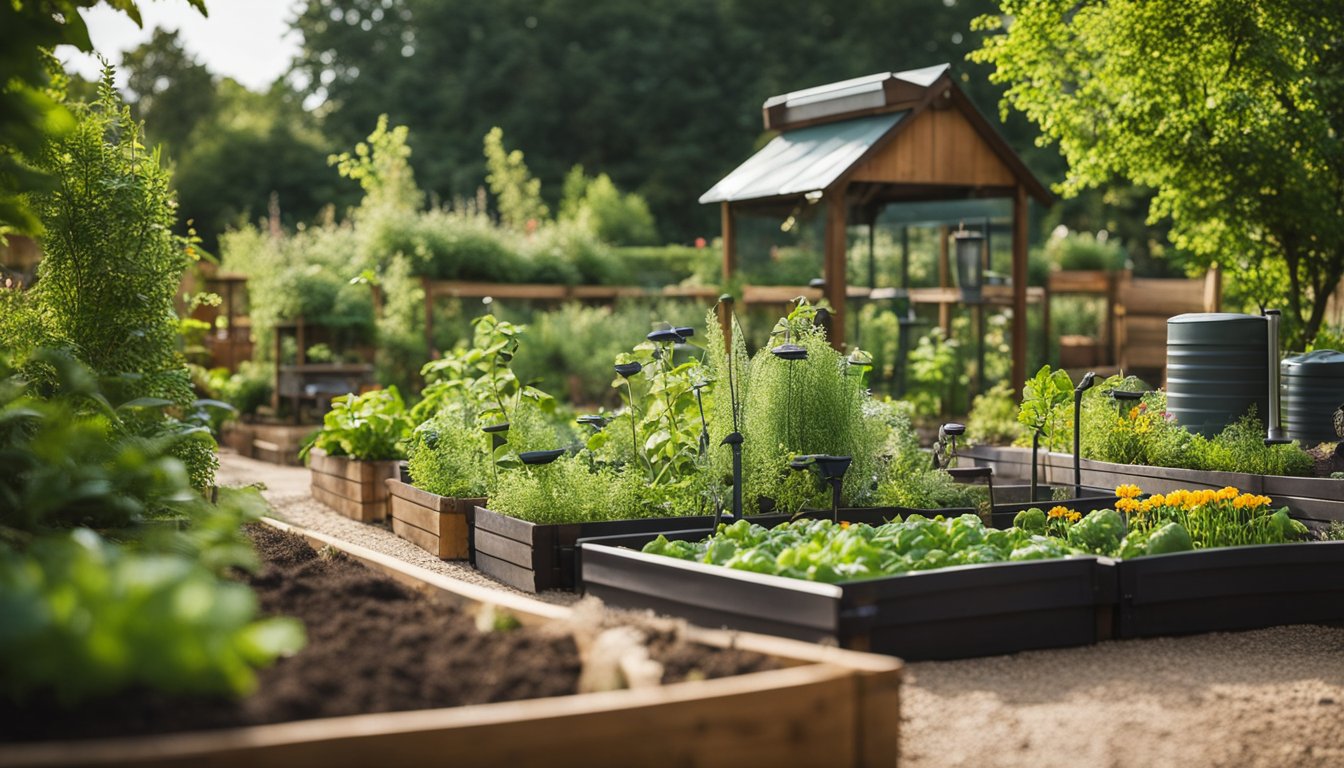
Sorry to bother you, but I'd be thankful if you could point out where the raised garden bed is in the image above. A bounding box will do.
[385,478,482,560]
[0,519,902,768]
[1115,540,1344,638]
[964,445,1344,526]
[580,529,1117,661]
[471,507,719,593]
[307,448,398,522]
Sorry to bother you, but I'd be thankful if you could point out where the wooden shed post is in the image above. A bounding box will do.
[721,203,737,280]
[824,189,848,350]
[1011,184,1029,395]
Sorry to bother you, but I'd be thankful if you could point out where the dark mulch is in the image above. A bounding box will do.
[0,524,777,743]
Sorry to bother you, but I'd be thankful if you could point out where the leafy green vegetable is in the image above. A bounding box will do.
[303,386,412,461]
[1013,508,1047,535]
[1066,509,1126,555]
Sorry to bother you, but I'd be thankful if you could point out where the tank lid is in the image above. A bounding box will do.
[1167,312,1263,324]
[1282,349,1344,371]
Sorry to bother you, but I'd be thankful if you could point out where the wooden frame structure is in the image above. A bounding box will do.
[702,65,1053,393]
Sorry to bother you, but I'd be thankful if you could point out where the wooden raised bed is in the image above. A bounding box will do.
[308,448,399,522]
[472,507,718,593]
[580,528,1117,661]
[385,478,482,560]
[0,520,902,768]
[1115,541,1344,638]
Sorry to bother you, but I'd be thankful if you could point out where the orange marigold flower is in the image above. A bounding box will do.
[1047,505,1071,519]
[1217,486,1239,501]
[1067,511,1083,523]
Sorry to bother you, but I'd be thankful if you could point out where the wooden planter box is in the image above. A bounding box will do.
[0,520,902,768]
[385,479,482,560]
[1115,541,1344,638]
[472,507,718,593]
[308,449,399,522]
[582,530,1116,661]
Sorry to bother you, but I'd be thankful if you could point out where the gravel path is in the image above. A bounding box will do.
[902,624,1344,768]
[218,451,1344,765]
[216,451,579,605]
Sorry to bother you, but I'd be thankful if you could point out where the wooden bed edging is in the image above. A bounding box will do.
[385,479,481,560]
[0,517,902,768]
[307,449,399,522]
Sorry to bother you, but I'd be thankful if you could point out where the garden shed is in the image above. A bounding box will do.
[701,64,1052,392]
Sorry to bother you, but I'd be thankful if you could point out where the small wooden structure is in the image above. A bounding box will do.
[702,65,1053,393]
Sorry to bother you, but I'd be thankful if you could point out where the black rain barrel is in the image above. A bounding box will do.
[1166,313,1269,437]
[1282,349,1344,444]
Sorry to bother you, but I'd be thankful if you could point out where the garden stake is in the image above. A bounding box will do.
[789,454,852,522]
[614,362,647,478]
[718,309,745,526]
[693,380,710,457]
[1030,430,1040,504]
[771,328,808,452]
[1073,371,1097,498]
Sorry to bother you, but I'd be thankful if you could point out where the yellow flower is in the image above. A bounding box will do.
[1048,505,1072,519]
[1115,497,1141,514]
[1067,511,1083,523]
[1115,484,1143,499]
[1128,406,1141,420]
[1217,486,1239,501]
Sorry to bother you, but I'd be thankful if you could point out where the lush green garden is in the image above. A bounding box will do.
[1,0,1342,760]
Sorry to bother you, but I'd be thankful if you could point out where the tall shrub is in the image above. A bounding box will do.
[24,70,215,487]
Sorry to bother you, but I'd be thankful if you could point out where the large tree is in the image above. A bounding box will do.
[973,0,1344,345]
[290,0,1013,242]
[122,28,216,154]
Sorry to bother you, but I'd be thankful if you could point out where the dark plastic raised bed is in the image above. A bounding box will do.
[579,530,1117,661]
[471,507,718,592]
[1115,540,1344,638]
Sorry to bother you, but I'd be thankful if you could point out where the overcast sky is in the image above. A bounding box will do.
[58,0,302,91]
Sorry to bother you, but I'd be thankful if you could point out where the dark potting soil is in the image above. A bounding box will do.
[0,524,778,743]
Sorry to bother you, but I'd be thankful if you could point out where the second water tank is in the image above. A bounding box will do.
[1282,349,1344,444]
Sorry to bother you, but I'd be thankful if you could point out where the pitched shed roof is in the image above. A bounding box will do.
[698,113,906,205]
[701,65,1052,207]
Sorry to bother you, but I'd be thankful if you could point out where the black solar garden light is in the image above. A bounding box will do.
[518,449,565,466]
[482,421,510,482]
[614,361,645,474]
[790,454,852,523]
[1073,372,1097,498]
[576,414,610,432]
[692,379,710,456]
[771,330,808,453]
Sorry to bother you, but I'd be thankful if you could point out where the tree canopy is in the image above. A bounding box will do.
[973,0,1344,345]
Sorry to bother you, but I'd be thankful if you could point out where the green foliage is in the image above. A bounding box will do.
[1044,230,1126,272]
[973,0,1344,348]
[588,333,709,495]
[305,387,413,461]
[405,408,491,499]
[121,28,215,155]
[712,301,886,514]
[1017,365,1074,450]
[483,126,548,229]
[644,514,1069,583]
[1,1,208,234]
[0,345,304,704]
[16,70,216,487]
[329,113,421,216]
[870,398,984,511]
[966,382,1023,446]
[203,361,274,419]
[1079,385,1315,476]
[417,314,553,428]
[906,327,964,417]
[487,455,654,525]
[558,165,658,246]
[0,523,305,704]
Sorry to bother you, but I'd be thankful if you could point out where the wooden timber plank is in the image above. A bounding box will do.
[473,528,536,570]
[391,517,442,557]
[312,485,383,522]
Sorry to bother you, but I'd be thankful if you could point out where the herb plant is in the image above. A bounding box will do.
[304,386,413,461]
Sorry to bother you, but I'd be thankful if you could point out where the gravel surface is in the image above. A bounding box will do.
[218,450,1344,765]
[902,624,1344,768]
[215,451,579,605]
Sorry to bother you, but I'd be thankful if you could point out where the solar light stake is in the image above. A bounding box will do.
[1073,372,1097,498]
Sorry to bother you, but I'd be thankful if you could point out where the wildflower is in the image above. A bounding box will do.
[1115,484,1142,499]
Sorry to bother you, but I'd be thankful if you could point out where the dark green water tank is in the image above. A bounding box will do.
[1281,349,1344,444]
[1166,313,1269,437]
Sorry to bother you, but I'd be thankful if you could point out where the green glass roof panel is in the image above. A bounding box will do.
[700,112,906,205]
